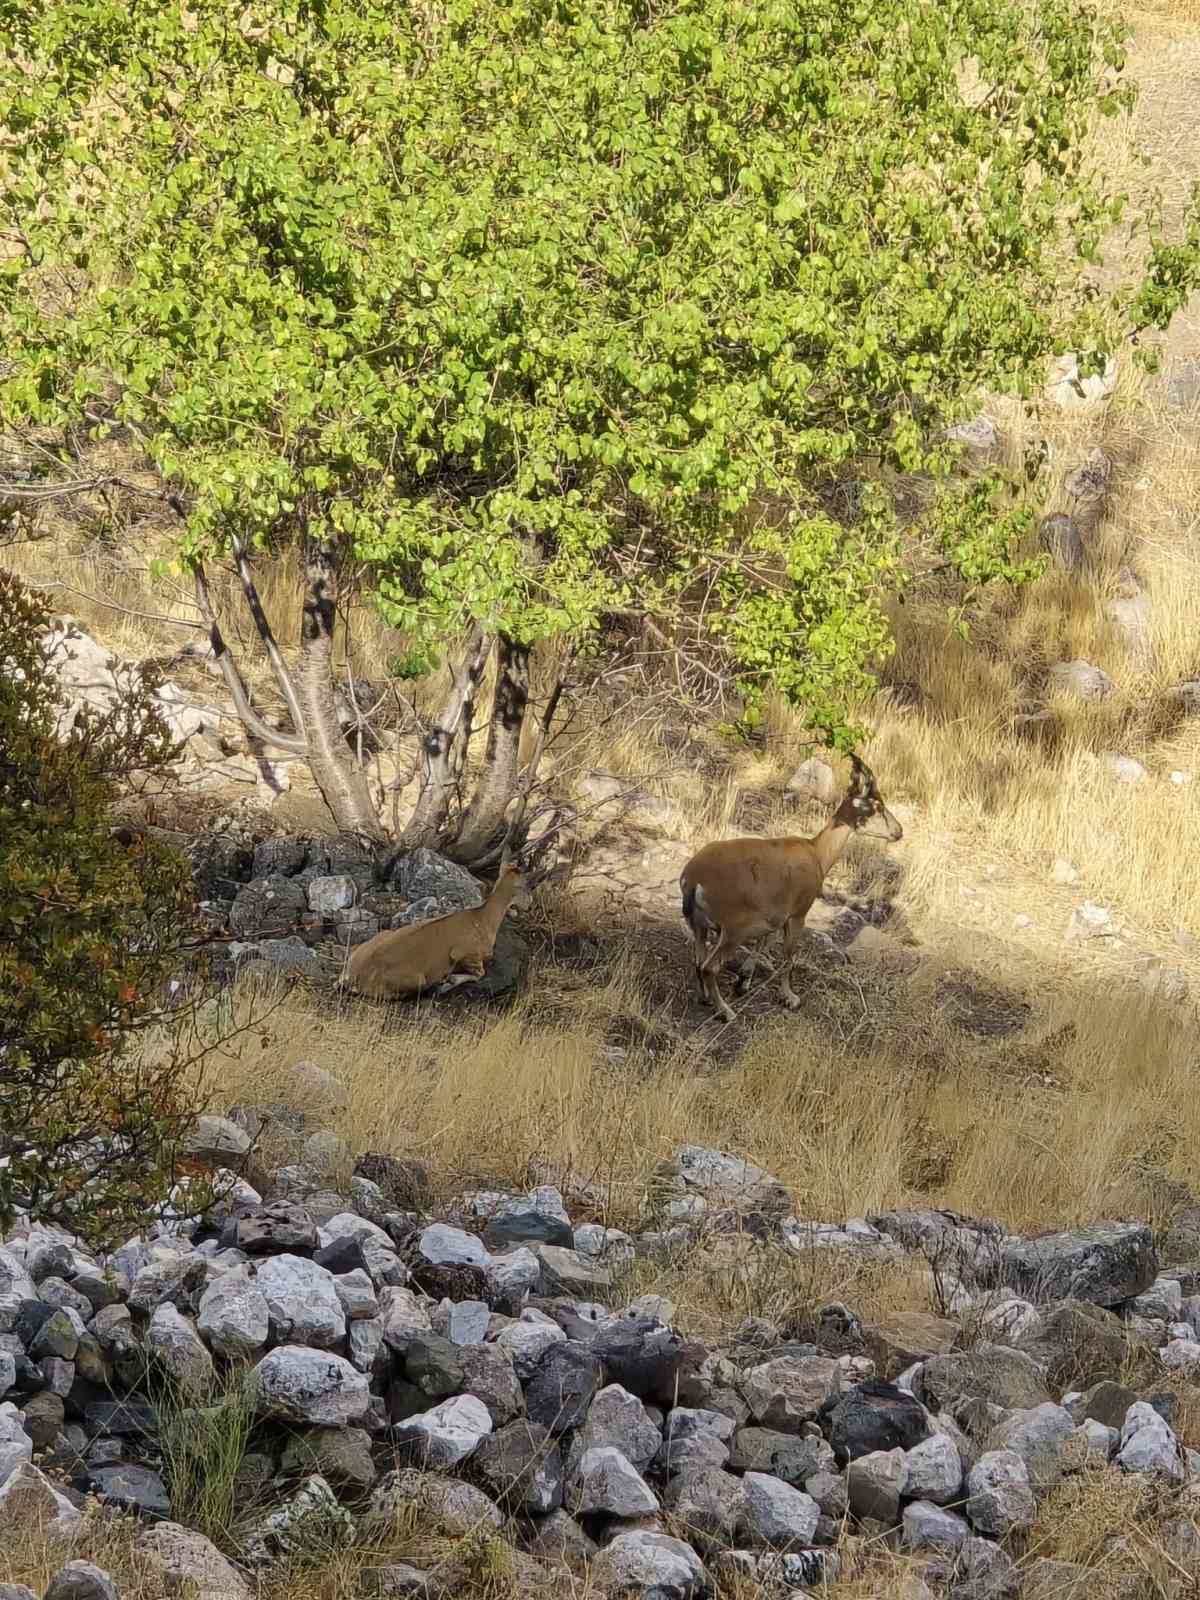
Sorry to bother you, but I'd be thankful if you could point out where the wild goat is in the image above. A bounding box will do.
[679,755,902,1022]
[346,859,526,999]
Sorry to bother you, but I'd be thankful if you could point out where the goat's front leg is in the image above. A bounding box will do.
[778,916,805,1010]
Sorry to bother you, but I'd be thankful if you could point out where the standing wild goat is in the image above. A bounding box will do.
[679,755,902,1022]
[346,859,526,999]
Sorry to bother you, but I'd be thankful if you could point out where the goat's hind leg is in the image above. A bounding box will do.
[698,929,738,1024]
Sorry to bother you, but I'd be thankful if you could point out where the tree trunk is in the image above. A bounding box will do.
[295,543,388,842]
[447,634,530,863]
[400,625,491,850]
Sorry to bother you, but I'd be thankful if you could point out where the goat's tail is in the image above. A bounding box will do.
[680,875,699,932]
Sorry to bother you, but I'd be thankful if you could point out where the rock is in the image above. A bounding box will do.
[741,1471,820,1548]
[393,1394,492,1469]
[1001,1224,1155,1308]
[485,1247,542,1308]
[355,1567,435,1599]
[1046,352,1118,410]
[655,1408,734,1479]
[236,1202,319,1256]
[976,1296,1041,1345]
[663,1468,745,1551]
[418,1224,488,1268]
[591,1318,695,1406]
[230,875,308,937]
[568,1446,659,1518]
[495,1318,567,1379]
[335,1269,381,1323]
[846,1447,908,1523]
[827,1381,929,1462]
[1076,1419,1117,1464]
[84,1462,170,1518]
[31,1306,83,1360]
[44,1569,117,1600]
[0,1404,34,1486]
[743,1355,840,1432]
[534,1243,613,1297]
[459,1344,524,1426]
[664,1144,791,1216]
[1039,513,1086,572]
[252,1346,370,1426]
[387,850,482,910]
[0,1461,81,1536]
[921,1345,1052,1411]
[902,1501,970,1551]
[307,875,357,915]
[444,1300,489,1346]
[787,758,838,804]
[1048,660,1113,702]
[525,1508,598,1568]
[1020,1560,1097,1600]
[482,1188,573,1250]
[525,1342,604,1435]
[279,1428,376,1490]
[590,1531,708,1599]
[904,1432,963,1504]
[146,1303,214,1400]
[403,1334,466,1402]
[729,1428,833,1485]
[572,1384,662,1472]
[864,1312,959,1375]
[255,1254,346,1348]
[1073,1380,1138,1430]
[135,1523,251,1600]
[195,1271,269,1360]
[1117,1400,1184,1481]
[378,1287,434,1353]
[965,1451,1035,1535]
[1065,901,1118,943]
[986,1403,1075,1491]
[242,1474,355,1566]
[475,1421,563,1514]
[1103,753,1147,785]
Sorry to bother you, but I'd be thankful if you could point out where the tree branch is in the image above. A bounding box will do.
[190,559,308,754]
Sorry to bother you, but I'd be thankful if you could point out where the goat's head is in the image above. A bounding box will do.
[845,754,903,842]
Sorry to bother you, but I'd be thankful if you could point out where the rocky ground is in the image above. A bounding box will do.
[5,1080,1200,1599]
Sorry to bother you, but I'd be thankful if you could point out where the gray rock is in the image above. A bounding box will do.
[279,1427,375,1491]
[31,1306,83,1361]
[572,1384,661,1472]
[902,1502,970,1551]
[474,1421,563,1514]
[85,1462,170,1518]
[485,1247,542,1306]
[334,1269,380,1323]
[741,1471,820,1548]
[134,1523,251,1600]
[827,1381,929,1461]
[147,1303,214,1400]
[495,1317,566,1379]
[37,1278,94,1321]
[1039,513,1086,572]
[729,1428,833,1485]
[196,1270,270,1360]
[1048,660,1113,702]
[43,1565,116,1600]
[251,1346,370,1426]
[787,758,838,804]
[387,850,482,910]
[663,1468,745,1550]
[459,1343,524,1426]
[0,1406,33,1486]
[1102,753,1147,785]
[1077,1419,1117,1464]
[986,1402,1075,1491]
[903,1432,962,1504]
[742,1355,840,1432]
[668,1144,790,1215]
[1000,1223,1155,1307]
[590,1531,708,1599]
[378,1286,433,1352]
[236,1202,319,1256]
[307,875,357,915]
[355,1567,434,1599]
[255,1254,346,1348]
[568,1446,659,1519]
[1117,1400,1184,1481]
[846,1447,908,1524]
[524,1508,598,1569]
[965,1450,1035,1535]
[656,1408,735,1479]
[444,1300,489,1346]
[230,875,308,937]
[128,1250,207,1314]
[535,1243,613,1297]
[482,1187,573,1250]
[921,1344,1052,1411]
[417,1224,487,1268]
[348,1318,387,1378]
[393,1394,492,1469]
[804,1467,846,1518]
[525,1341,603,1435]
[368,1469,502,1537]
[0,1461,81,1535]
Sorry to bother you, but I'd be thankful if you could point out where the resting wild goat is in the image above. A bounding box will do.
[679,755,902,1022]
[346,858,526,999]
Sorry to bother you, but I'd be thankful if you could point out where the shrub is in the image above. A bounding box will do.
[0,571,201,1242]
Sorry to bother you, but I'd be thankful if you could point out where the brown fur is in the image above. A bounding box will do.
[346,862,525,999]
[679,756,903,1021]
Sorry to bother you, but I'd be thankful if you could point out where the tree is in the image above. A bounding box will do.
[0,0,1196,858]
[0,571,202,1242]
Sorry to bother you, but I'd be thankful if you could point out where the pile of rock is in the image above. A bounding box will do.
[3,1134,1200,1598]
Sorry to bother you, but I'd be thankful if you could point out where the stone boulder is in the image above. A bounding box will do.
[999,1223,1155,1307]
